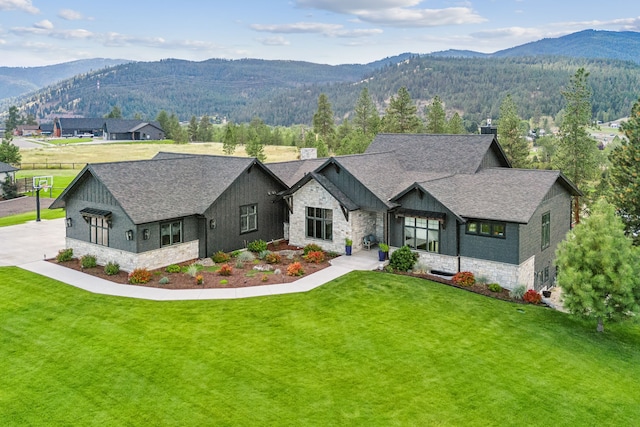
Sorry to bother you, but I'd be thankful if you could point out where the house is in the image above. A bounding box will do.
[0,161,18,198]
[103,119,164,141]
[50,153,288,271]
[54,118,106,137]
[270,134,580,291]
[14,125,41,136]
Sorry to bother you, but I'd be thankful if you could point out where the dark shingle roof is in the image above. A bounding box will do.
[58,118,106,131]
[265,158,326,187]
[0,161,18,173]
[104,119,163,133]
[53,156,261,224]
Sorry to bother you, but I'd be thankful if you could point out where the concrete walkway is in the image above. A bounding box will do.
[0,218,65,266]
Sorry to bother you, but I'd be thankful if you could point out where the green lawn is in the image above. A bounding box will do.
[16,169,80,199]
[0,209,66,227]
[1,268,638,426]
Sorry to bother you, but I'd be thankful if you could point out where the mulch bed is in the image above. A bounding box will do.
[50,242,334,289]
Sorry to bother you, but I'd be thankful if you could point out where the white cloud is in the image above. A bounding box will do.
[0,0,39,14]
[257,36,291,46]
[251,22,343,34]
[58,9,84,21]
[296,0,421,14]
[33,19,53,30]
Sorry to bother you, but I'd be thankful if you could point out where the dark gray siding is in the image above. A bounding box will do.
[459,222,520,264]
[64,174,135,252]
[204,165,286,254]
[518,181,572,287]
[322,163,387,210]
[134,215,200,253]
[390,188,458,256]
[479,143,510,170]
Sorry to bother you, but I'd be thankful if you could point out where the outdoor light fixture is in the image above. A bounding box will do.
[125,230,134,241]
[143,229,150,240]
[209,219,216,229]
[66,217,72,227]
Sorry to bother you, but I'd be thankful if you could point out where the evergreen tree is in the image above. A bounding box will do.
[607,97,640,242]
[312,93,337,151]
[156,110,170,135]
[554,68,601,223]
[425,96,447,134]
[447,112,465,134]
[555,199,640,332]
[1,176,18,199]
[382,87,422,133]
[222,122,237,155]
[105,106,123,119]
[197,115,213,142]
[187,116,199,141]
[497,94,531,168]
[353,87,380,137]
[5,106,20,135]
[245,137,266,162]
[0,136,21,166]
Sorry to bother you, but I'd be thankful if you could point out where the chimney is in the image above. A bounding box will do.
[480,118,497,136]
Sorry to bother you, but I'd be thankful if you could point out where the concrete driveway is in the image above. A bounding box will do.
[0,218,66,266]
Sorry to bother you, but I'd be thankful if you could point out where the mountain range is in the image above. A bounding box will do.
[3,30,640,127]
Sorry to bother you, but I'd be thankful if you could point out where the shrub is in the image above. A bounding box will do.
[287,262,304,276]
[195,274,204,285]
[488,283,502,293]
[158,276,170,285]
[230,250,243,258]
[261,274,269,282]
[235,259,245,269]
[452,271,476,287]
[165,264,181,273]
[389,245,417,272]
[80,255,97,269]
[384,265,394,273]
[303,243,323,256]
[219,279,228,285]
[265,252,282,264]
[303,250,325,263]
[523,289,542,304]
[56,248,73,262]
[104,262,120,276]
[247,239,268,253]
[274,268,282,275]
[476,276,489,286]
[413,262,430,275]
[128,268,152,284]
[237,251,256,262]
[185,263,201,277]
[218,264,233,276]
[258,250,270,260]
[345,238,353,246]
[211,250,230,263]
[271,240,281,249]
[510,285,527,300]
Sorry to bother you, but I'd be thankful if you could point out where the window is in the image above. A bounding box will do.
[541,212,550,250]
[404,217,440,252]
[240,204,258,234]
[89,217,109,246]
[161,221,183,247]
[466,220,506,239]
[306,207,333,241]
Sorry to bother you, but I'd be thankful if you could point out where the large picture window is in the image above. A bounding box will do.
[306,207,333,241]
[161,221,183,247]
[541,212,550,250]
[404,217,440,252]
[240,204,258,234]
[89,217,109,246]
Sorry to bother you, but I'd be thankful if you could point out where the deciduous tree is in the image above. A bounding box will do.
[0,137,21,166]
[555,199,639,332]
[497,94,531,168]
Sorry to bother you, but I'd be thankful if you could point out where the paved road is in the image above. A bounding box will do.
[10,137,45,149]
[0,218,66,266]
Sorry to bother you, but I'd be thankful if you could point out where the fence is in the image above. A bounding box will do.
[16,178,55,196]
[18,162,86,170]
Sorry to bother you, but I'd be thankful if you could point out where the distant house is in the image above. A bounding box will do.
[51,154,287,271]
[39,123,54,136]
[103,119,165,140]
[54,118,106,138]
[269,134,580,291]
[14,125,40,136]
[0,161,18,197]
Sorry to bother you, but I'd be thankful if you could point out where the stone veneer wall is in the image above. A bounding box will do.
[67,237,199,272]
[391,246,536,290]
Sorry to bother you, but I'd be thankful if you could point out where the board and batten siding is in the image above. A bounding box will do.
[321,163,388,211]
[204,165,286,254]
[479,143,510,170]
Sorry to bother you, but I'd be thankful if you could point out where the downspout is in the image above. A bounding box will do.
[456,221,461,273]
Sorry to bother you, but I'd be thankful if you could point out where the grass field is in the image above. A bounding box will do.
[15,169,80,199]
[20,141,299,165]
[1,268,638,426]
[0,209,65,227]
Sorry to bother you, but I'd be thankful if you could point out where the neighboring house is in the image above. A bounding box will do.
[39,123,54,136]
[103,119,164,141]
[0,161,18,197]
[54,118,106,137]
[270,134,580,291]
[14,125,40,136]
[50,154,288,272]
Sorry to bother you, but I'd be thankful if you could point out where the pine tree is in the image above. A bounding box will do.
[187,116,199,141]
[197,115,213,142]
[554,68,601,223]
[105,106,123,119]
[0,137,21,166]
[353,87,380,137]
[5,106,20,135]
[607,97,640,242]
[312,93,336,151]
[245,135,266,162]
[425,96,447,134]
[497,94,531,168]
[382,87,422,133]
[447,112,465,134]
[555,199,640,332]
[222,122,237,155]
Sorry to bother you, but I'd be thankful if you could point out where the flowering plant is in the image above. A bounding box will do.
[523,289,542,304]
[287,262,305,276]
[218,264,233,276]
[452,271,476,287]
[303,250,325,264]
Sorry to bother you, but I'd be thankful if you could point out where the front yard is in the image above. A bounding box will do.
[2,268,639,425]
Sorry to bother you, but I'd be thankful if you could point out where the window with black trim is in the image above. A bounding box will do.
[89,217,109,246]
[161,221,183,247]
[306,207,333,241]
[541,212,550,250]
[404,217,440,252]
[466,220,506,239]
[240,204,258,234]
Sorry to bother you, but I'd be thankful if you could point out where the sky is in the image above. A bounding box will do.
[0,0,639,67]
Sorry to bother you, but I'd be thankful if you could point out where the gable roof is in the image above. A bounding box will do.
[265,158,326,187]
[52,155,285,224]
[0,161,18,173]
[57,118,106,131]
[104,119,163,133]
[404,168,581,224]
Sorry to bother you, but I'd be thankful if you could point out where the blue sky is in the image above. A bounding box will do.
[1,0,638,67]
